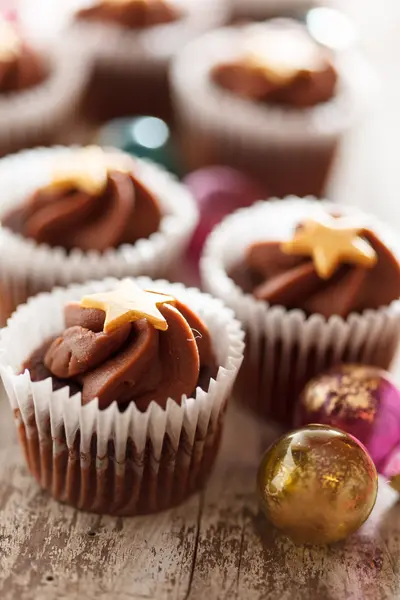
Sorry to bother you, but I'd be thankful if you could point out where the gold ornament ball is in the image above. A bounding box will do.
[257,424,378,545]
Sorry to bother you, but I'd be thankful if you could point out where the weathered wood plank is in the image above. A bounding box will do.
[187,405,276,600]
[186,404,400,600]
[0,469,200,600]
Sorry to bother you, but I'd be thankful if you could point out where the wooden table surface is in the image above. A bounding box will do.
[2,2,400,598]
[1,392,400,600]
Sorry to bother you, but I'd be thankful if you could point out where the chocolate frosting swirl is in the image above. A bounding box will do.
[76,0,181,29]
[2,170,162,252]
[27,299,215,411]
[212,24,337,108]
[0,43,46,94]
[230,229,400,318]
[212,60,337,108]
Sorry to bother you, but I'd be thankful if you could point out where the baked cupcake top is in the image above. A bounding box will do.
[76,0,182,29]
[212,20,337,107]
[2,146,162,252]
[24,279,216,411]
[0,18,46,94]
[230,212,400,318]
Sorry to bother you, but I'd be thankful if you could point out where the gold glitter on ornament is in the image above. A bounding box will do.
[302,365,380,420]
[257,424,377,545]
[390,475,400,493]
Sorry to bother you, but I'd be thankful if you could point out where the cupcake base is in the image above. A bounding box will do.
[0,131,54,160]
[82,63,173,124]
[178,125,337,197]
[16,410,223,516]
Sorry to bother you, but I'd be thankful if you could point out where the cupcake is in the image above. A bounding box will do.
[201,198,400,426]
[24,0,230,123]
[0,17,89,156]
[0,277,244,514]
[0,145,198,323]
[171,19,365,197]
[231,0,324,22]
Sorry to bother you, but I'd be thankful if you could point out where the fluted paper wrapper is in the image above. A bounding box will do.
[0,43,89,156]
[201,198,400,426]
[0,277,244,515]
[0,146,198,323]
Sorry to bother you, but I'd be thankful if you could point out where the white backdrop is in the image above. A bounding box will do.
[330,1,400,224]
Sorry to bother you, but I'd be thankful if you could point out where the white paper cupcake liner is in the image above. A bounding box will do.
[0,41,90,155]
[0,145,198,323]
[21,0,230,73]
[0,276,244,515]
[200,198,400,425]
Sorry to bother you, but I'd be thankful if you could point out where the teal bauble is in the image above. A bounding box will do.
[96,116,180,176]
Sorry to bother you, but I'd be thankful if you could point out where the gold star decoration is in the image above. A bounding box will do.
[0,19,21,63]
[281,214,377,279]
[42,146,134,196]
[243,26,323,85]
[80,280,176,333]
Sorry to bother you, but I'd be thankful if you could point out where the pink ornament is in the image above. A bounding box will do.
[382,445,400,491]
[295,364,400,471]
[183,166,267,264]
[1,5,18,23]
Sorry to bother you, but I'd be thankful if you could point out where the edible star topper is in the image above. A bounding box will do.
[281,214,378,279]
[243,26,323,84]
[80,280,176,333]
[43,146,134,196]
[0,18,21,63]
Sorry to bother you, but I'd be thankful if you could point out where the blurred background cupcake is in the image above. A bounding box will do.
[21,0,230,124]
[171,17,370,197]
[0,13,89,156]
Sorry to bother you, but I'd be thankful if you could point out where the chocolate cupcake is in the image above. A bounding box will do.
[81,0,230,122]
[24,0,229,123]
[0,277,244,515]
[201,198,400,426]
[171,19,367,197]
[0,17,88,156]
[0,146,198,323]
